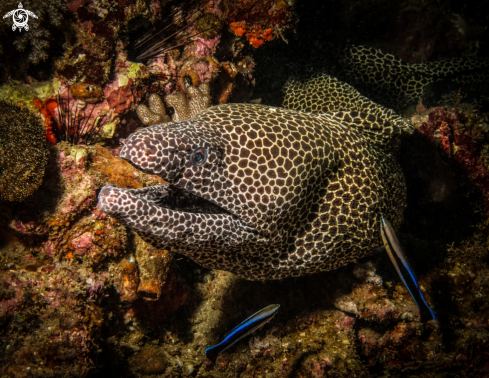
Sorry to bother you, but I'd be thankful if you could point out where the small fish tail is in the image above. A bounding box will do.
[381,216,436,322]
[204,345,220,364]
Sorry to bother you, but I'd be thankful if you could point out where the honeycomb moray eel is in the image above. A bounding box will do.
[99,102,410,280]
[282,72,413,134]
[338,45,489,110]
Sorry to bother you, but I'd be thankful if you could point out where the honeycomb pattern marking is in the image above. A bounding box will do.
[340,45,489,110]
[99,103,407,280]
[282,73,414,144]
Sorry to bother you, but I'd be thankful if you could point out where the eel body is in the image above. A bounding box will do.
[99,101,409,280]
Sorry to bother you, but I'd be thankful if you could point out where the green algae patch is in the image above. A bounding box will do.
[0,80,54,114]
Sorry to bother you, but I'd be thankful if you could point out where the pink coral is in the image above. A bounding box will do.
[72,232,95,255]
[0,265,106,375]
[54,51,148,145]
[417,107,489,208]
[194,35,221,57]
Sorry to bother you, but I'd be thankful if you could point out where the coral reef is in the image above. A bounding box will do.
[0,264,106,377]
[54,51,149,145]
[195,12,223,39]
[136,93,170,126]
[129,345,168,375]
[165,83,211,121]
[8,143,165,261]
[0,101,47,202]
[113,235,173,302]
[33,97,58,145]
[2,1,489,377]
[416,106,489,208]
[134,235,173,301]
[114,255,139,302]
[227,0,295,48]
[0,139,172,375]
[55,0,160,85]
[0,79,55,113]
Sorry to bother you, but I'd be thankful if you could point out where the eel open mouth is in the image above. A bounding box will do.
[99,184,227,216]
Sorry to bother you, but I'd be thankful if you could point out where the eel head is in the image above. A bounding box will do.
[98,104,325,249]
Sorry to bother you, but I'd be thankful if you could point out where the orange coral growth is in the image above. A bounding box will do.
[230,21,246,37]
[230,22,276,48]
[33,97,57,145]
[227,0,295,48]
[249,38,264,48]
[262,28,273,41]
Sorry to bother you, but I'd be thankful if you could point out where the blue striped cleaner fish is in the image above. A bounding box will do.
[381,216,436,322]
[205,304,280,363]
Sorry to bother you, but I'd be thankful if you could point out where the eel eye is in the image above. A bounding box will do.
[190,147,208,167]
[86,85,93,92]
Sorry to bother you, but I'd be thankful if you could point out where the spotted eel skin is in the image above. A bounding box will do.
[282,72,413,133]
[99,100,410,280]
[339,45,489,110]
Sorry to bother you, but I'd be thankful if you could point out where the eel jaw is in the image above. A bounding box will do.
[98,184,259,248]
[98,184,227,218]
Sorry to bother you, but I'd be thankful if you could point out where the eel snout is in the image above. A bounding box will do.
[98,185,126,216]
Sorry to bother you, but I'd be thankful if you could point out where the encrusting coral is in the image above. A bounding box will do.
[165,83,211,121]
[194,12,223,39]
[227,0,295,48]
[0,265,106,377]
[0,100,47,202]
[129,345,168,375]
[415,104,489,208]
[136,93,170,126]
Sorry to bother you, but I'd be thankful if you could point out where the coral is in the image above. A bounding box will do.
[112,235,172,302]
[230,21,273,48]
[177,55,220,89]
[32,97,58,145]
[0,79,55,113]
[334,282,421,322]
[417,107,489,208]
[134,235,173,300]
[129,345,167,375]
[127,269,187,327]
[193,35,221,58]
[55,18,113,85]
[216,61,238,104]
[0,265,106,377]
[194,12,223,39]
[56,0,159,85]
[0,80,58,144]
[165,91,192,121]
[165,83,211,121]
[53,51,149,145]
[0,101,47,202]
[226,0,295,48]
[115,256,140,302]
[136,93,170,126]
[7,144,161,262]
